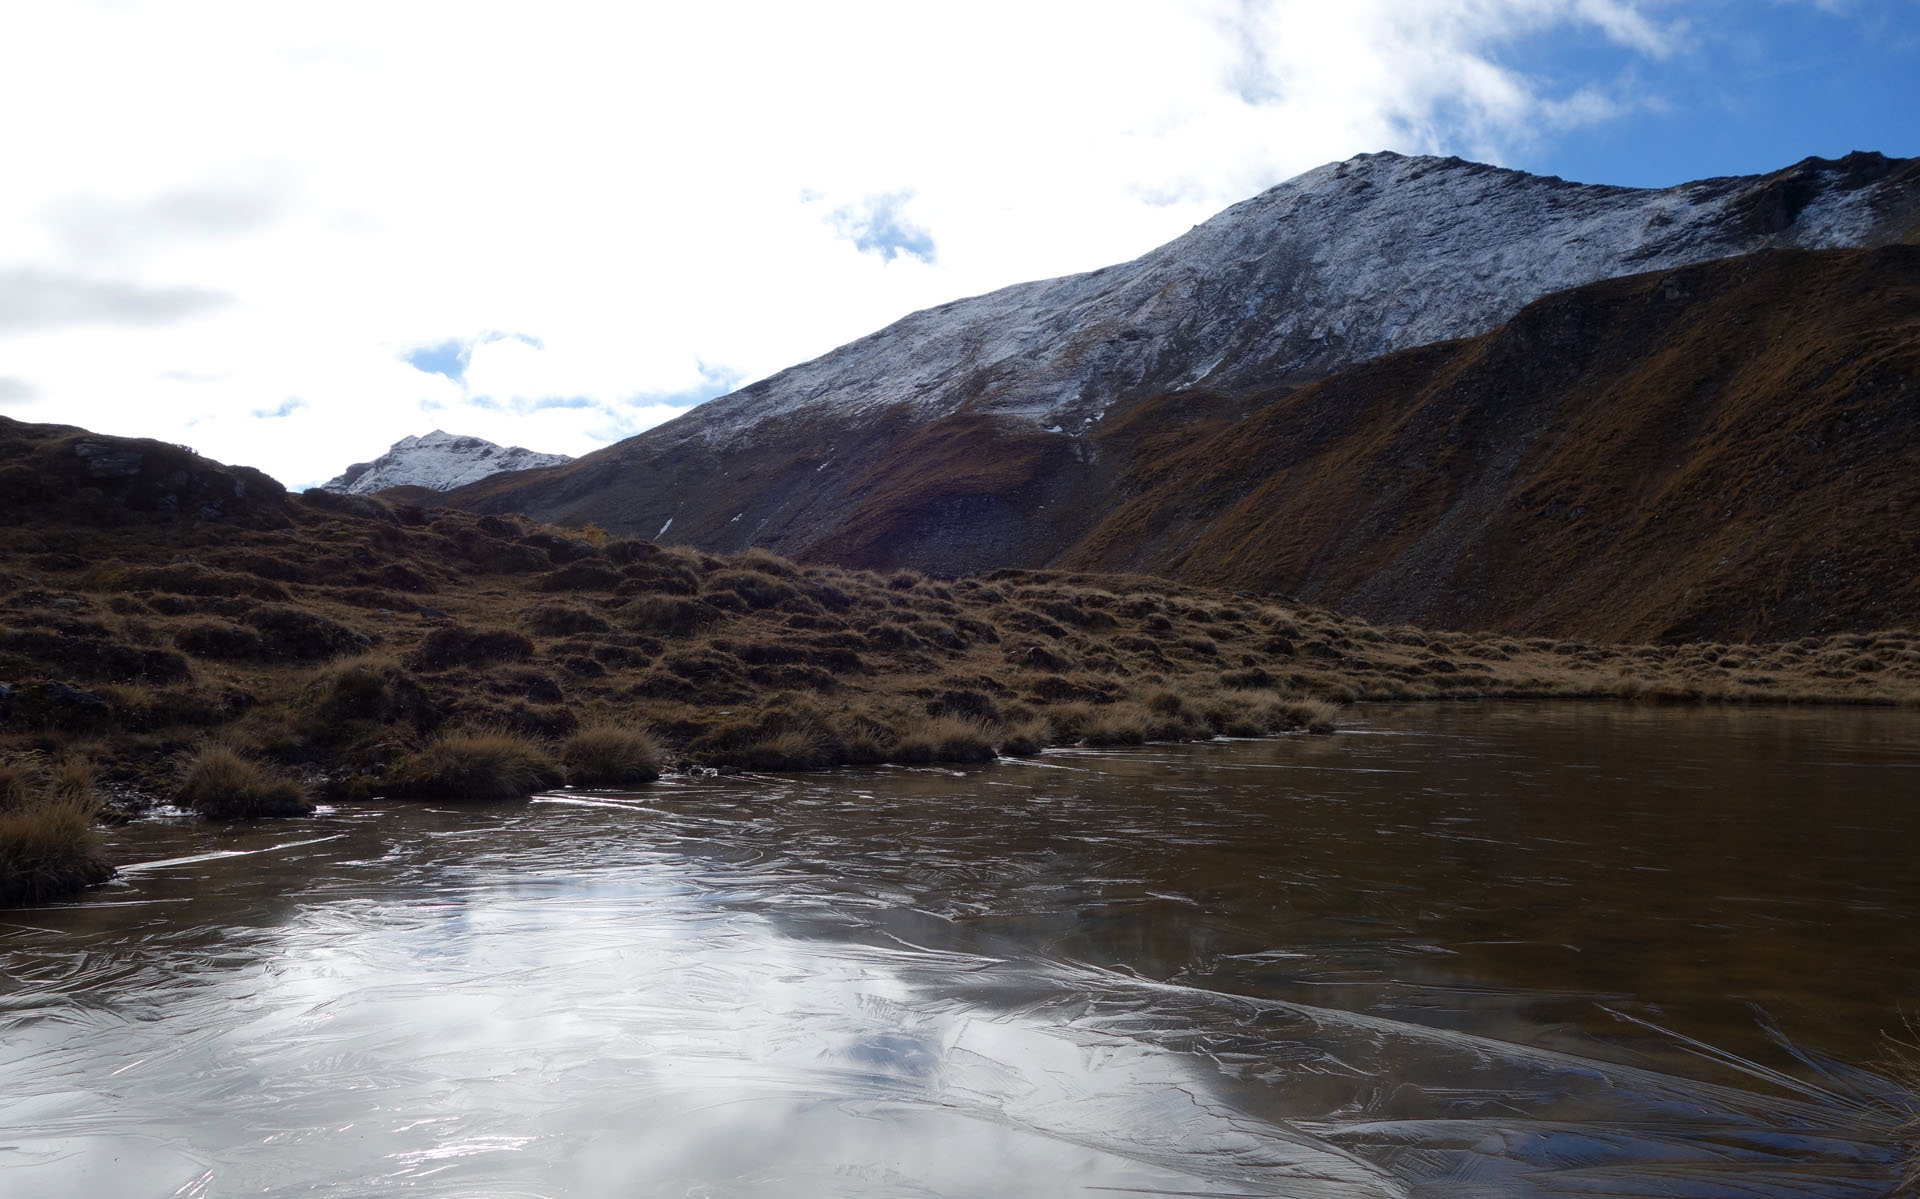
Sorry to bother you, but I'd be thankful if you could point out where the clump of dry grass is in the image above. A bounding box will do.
[1277,697,1341,735]
[391,730,564,800]
[0,755,113,906]
[998,716,1051,756]
[176,742,313,819]
[561,722,663,787]
[1079,703,1151,747]
[892,714,999,764]
[732,727,836,771]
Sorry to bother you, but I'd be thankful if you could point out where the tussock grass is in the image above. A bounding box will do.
[392,730,563,801]
[743,728,838,770]
[892,714,999,764]
[998,717,1050,756]
[176,742,313,819]
[0,755,112,906]
[1277,698,1341,735]
[562,722,663,787]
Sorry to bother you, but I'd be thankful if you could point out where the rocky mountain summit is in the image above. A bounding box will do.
[322,430,571,495]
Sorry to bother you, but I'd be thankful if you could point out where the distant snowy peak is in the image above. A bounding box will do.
[320,430,572,494]
[673,149,1920,444]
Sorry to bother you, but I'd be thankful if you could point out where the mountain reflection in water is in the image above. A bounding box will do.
[3,703,1916,1197]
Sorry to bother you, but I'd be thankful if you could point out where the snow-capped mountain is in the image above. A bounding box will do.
[320,430,572,495]
[676,150,1919,444]
[445,150,1920,595]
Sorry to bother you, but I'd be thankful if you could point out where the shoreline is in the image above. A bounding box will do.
[4,489,1917,906]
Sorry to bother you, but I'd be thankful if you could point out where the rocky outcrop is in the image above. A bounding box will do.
[0,416,287,525]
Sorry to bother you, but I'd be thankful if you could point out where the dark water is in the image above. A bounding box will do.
[4,704,1918,1196]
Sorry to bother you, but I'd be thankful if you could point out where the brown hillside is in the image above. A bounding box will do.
[1060,247,1920,642]
[8,415,1918,905]
[442,247,1918,643]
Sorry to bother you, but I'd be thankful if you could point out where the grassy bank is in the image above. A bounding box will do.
[3,488,1917,904]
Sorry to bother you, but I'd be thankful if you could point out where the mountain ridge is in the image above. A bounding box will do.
[441,151,1920,640]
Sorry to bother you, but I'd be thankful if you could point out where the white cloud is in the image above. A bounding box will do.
[0,0,1694,487]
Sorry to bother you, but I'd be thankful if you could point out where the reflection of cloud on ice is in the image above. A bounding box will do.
[7,767,1908,1199]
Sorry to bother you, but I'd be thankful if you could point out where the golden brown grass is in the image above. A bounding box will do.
[892,714,999,764]
[561,722,663,787]
[389,730,564,801]
[176,742,313,819]
[0,756,113,904]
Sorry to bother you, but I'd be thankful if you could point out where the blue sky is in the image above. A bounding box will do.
[1509,1,1920,186]
[0,0,1913,487]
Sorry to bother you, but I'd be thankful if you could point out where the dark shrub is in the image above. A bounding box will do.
[804,580,855,611]
[219,552,314,583]
[928,688,1001,723]
[912,620,969,650]
[561,656,607,679]
[1026,674,1119,704]
[536,561,622,592]
[465,537,550,573]
[329,587,416,611]
[590,641,656,669]
[298,490,396,521]
[1219,667,1276,689]
[245,605,366,661]
[314,657,437,731]
[410,626,535,671]
[1011,643,1076,672]
[1177,636,1219,657]
[1004,608,1071,640]
[2,629,192,682]
[1029,599,1116,630]
[522,602,612,636]
[704,570,800,610]
[746,664,837,691]
[174,620,264,660]
[866,622,923,651]
[603,538,657,564]
[475,514,521,537]
[621,595,724,636]
[663,648,745,682]
[492,669,565,705]
[0,684,104,730]
[518,532,600,563]
[108,564,291,602]
[732,547,799,577]
[378,563,436,592]
[616,562,701,595]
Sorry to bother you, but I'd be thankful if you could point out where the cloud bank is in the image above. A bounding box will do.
[0,0,1828,487]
